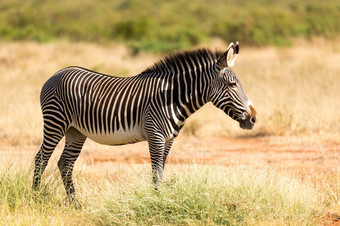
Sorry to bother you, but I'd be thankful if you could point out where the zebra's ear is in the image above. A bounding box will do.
[218,41,239,68]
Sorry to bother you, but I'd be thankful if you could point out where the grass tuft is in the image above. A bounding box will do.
[85,165,324,225]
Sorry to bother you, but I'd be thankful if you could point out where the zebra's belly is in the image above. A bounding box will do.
[78,127,146,145]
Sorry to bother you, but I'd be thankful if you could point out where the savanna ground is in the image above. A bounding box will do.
[0,39,339,225]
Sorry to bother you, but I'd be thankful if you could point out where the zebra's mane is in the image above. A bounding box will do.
[142,48,223,75]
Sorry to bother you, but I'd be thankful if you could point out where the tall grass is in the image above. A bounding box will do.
[0,162,86,225]
[87,165,324,225]
[1,160,336,225]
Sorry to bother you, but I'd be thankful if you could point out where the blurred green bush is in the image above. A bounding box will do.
[1,0,339,52]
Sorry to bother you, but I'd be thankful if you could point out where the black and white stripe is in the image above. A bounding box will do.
[33,42,256,199]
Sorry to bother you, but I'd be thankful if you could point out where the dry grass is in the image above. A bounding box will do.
[1,39,340,147]
[0,157,336,225]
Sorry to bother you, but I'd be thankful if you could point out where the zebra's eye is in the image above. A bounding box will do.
[229,82,237,88]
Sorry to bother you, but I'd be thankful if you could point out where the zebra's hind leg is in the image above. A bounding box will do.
[57,127,86,201]
[33,128,64,191]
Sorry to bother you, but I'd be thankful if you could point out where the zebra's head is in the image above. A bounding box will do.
[210,42,257,130]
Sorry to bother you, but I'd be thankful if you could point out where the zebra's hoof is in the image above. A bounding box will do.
[68,196,82,209]
[73,200,82,209]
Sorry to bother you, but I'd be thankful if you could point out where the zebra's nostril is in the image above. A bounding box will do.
[250,117,256,124]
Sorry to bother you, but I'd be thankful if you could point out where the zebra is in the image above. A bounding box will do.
[33,42,257,200]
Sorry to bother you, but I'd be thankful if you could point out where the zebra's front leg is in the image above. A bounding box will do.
[148,135,166,185]
[163,139,174,169]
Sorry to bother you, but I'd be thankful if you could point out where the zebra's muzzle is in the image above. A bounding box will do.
[239,112,256,130]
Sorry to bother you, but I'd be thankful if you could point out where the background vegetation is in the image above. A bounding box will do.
[1,0,340,52]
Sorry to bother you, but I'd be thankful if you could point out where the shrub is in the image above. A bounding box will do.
[1,0,340,52]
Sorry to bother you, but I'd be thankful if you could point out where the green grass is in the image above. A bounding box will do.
[1,0,340,52]
[1,160,335,225]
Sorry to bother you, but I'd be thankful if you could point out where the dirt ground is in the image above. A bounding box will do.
[2,136,339,177]
[82,137,340,168]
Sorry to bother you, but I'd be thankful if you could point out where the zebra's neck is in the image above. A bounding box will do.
[171,65,216,122]
[140,49,221,123]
